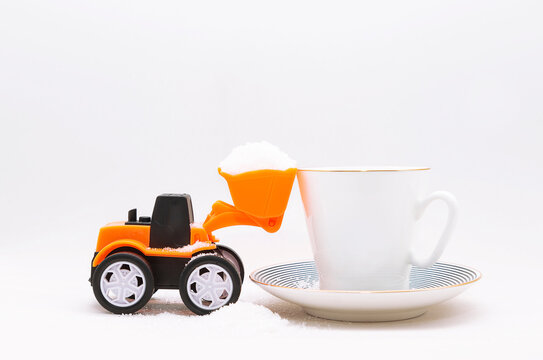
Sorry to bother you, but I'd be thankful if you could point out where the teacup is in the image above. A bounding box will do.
[297,167,458,291]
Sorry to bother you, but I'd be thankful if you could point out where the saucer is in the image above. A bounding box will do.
[250,260,481,322]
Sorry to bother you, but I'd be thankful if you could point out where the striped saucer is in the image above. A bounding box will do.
[250,261,481,322]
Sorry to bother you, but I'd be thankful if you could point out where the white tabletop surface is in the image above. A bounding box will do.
[2,191,541,358]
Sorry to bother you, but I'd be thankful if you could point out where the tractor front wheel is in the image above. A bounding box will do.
[179,255,241,315]
[92,252,154,314]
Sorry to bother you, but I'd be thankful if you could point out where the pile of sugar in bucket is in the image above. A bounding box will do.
[219,141,296,175]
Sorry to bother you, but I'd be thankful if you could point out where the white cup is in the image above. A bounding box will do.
[297,167,458,291]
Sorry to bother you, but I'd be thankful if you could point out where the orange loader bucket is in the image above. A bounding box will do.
[218,168,297,218]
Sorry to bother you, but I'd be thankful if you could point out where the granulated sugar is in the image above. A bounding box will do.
[202,302,290,333]
[220,141,296,175]
[295,279,319,290]
[161,241,210,253]
[145,301,291,336]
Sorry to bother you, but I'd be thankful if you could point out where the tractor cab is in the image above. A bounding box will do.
[125,194,194,249]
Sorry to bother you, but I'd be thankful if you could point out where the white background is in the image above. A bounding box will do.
[1,0,542,358]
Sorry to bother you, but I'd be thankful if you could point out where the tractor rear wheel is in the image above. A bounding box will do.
[179,255,241,315]
[92,252,154,314]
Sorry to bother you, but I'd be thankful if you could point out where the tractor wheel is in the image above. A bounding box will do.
[92,252,154,314]
[216,244,245,284]
[179,255,241,315]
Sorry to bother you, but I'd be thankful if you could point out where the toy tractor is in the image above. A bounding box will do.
[90,168,296,315]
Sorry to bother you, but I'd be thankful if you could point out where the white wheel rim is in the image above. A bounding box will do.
[100,261,147,307]
[186,263,234,311]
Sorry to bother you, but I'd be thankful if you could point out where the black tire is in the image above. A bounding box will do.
[216,244,245,284]
[92,252,154,314]
[179,255,241,315]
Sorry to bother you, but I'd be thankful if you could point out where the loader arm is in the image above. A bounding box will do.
[203,200,284,234]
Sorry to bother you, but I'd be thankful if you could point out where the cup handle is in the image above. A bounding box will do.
[410,191,459,268]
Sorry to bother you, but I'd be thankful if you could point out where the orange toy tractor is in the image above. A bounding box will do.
[90,168,296,315]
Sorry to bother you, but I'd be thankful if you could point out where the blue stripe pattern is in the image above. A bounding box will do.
[252,261,479,290]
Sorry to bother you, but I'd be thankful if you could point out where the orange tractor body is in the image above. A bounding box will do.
[90,168,296,315]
